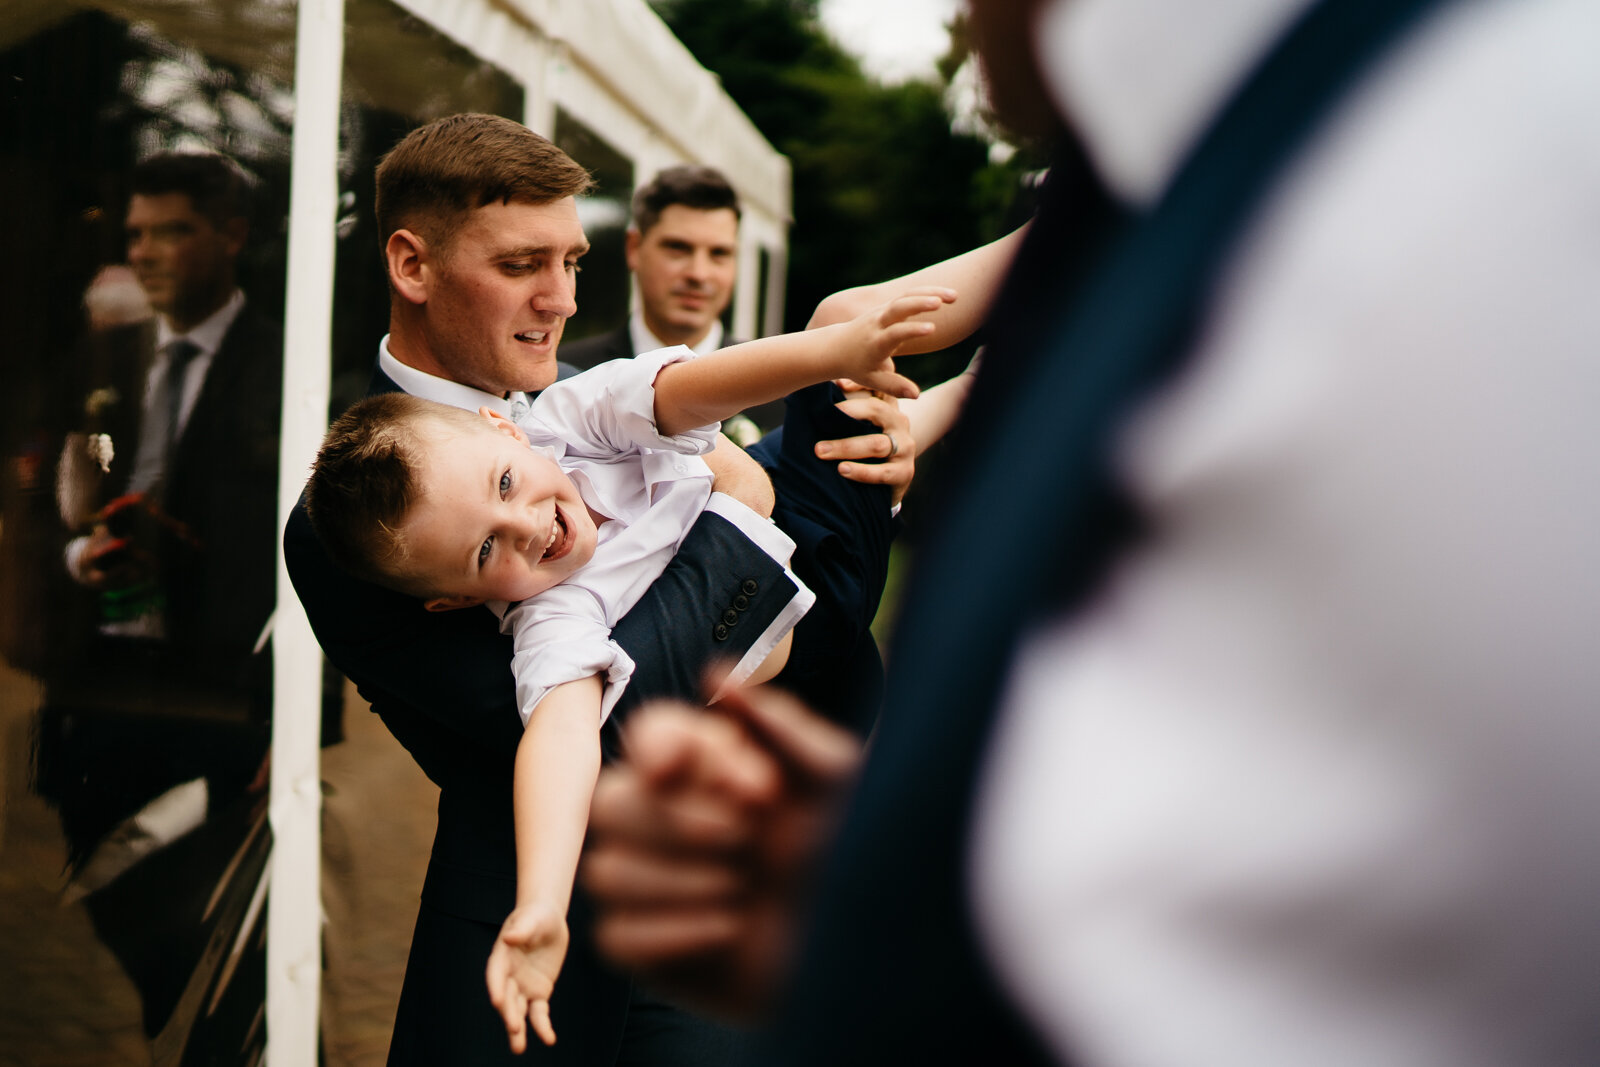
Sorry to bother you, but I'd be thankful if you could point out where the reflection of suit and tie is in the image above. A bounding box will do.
[35,291,283,1039]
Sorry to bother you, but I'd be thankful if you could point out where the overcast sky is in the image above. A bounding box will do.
[817,0,962,83]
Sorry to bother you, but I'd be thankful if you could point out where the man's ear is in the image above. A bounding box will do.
[386,229,430,306]
[221,216,249,258]
[623,227,642,274]
[423,593,484,613]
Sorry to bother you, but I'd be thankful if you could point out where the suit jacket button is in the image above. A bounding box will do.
[741,579,759,595]
[722,609,740,626]
[733,594,750,610]
[713,624,729,641]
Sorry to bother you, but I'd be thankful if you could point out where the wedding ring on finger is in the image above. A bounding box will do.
[882,431,899,458]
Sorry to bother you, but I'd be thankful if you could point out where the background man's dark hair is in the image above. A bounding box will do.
[375,113,595,252]
[128,152,253,225]
[631,165,742,235]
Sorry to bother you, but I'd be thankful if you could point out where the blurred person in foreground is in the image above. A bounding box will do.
[578,0,1600,1064]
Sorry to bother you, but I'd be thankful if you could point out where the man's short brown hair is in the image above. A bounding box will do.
[129,151,253,227]
[375,113,595,253]
[305,393,488,597]
[631,164,741,236]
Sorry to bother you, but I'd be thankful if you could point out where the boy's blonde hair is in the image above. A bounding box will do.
[305,393,489,597]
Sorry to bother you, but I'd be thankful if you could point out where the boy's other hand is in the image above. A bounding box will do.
[841,286,956,399]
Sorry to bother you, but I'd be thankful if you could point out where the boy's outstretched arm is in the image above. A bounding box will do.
[486,675,605,1052]
[652,287,956,437]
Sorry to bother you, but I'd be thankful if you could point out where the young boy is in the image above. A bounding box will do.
[305,286,962,1051]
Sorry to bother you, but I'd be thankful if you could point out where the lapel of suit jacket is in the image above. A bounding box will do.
[768,0,1457,1063]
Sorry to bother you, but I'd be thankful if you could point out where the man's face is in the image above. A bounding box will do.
[402,410,598,608]
[413,198,589,395]
[125,192,242,330]
[626,204,739,347]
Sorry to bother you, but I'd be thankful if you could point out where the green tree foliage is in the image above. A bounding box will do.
[652,0,1035,353]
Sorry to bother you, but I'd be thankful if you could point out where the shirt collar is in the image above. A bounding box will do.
[377,334,524,417]
[631,309,724,357]
[155,288,245,357]
[1036,0,1313,205]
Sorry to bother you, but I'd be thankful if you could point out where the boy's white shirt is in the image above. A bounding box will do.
[471,345,810,726]
[380,339,810,725]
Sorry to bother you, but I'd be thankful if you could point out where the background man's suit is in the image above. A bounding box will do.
[557,323,633,370]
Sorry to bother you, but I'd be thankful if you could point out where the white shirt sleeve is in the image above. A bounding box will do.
[495,587,638,728]
[524,346,721,460]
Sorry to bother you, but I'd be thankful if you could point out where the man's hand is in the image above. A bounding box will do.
[71,523,151,589]
[580,685,862,1020]
[486,904,570,1052]
[816,385,917,507]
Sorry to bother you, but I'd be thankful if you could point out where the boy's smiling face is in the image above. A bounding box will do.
[402,409,598,610]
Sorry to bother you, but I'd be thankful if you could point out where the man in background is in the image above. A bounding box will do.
[563,164,781,434]
[35,151,282,1044]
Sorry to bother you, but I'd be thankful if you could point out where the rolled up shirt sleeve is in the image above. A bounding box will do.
[494,588,638,727]
[524,345,721,459]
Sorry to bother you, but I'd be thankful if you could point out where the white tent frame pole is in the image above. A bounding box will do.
[268,0,344,1061]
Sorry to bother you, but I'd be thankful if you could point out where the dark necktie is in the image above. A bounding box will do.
[763,0,1456,1064]
[161,339,201,456]
[152,338,201,501]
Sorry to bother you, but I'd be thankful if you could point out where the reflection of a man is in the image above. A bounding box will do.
[34,152,283,1042]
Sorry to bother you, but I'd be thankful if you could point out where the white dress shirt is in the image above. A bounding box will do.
[125,288,246,495]
[630,309,724,358]
[378,335,527,419]
[972,1,1600,1065]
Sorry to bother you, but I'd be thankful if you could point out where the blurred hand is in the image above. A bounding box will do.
[72,523,151,589]
[580,684,862,1019]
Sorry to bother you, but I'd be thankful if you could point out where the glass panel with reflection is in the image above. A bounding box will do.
[1,3,294,1062]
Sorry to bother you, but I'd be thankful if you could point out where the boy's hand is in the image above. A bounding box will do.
[841,286,957,399]
[486,904,571,1052]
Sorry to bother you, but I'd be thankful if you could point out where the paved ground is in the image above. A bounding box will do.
[0,662,436,1067]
